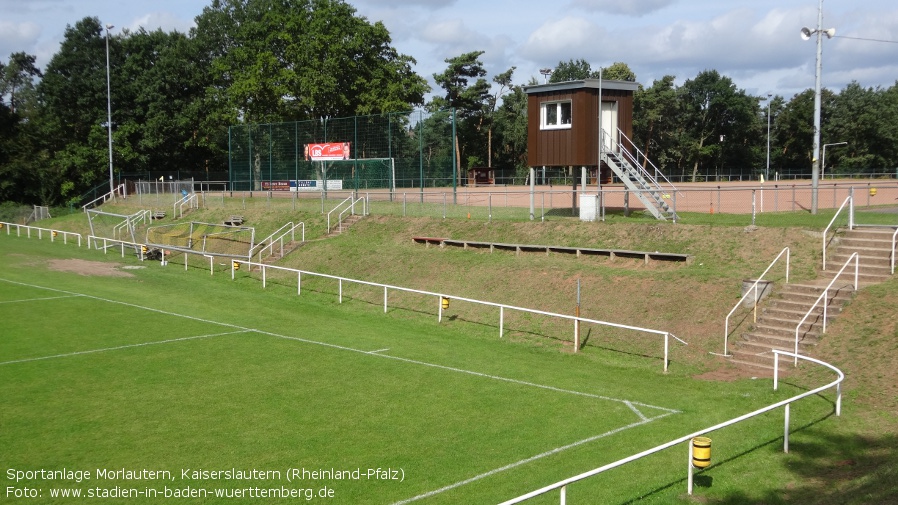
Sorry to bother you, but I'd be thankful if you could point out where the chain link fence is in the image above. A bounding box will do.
[227,110,456,192]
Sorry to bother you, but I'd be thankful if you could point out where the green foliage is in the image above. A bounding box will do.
[194,0,428,124]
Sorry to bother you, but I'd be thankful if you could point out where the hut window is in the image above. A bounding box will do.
[541,101,572,130]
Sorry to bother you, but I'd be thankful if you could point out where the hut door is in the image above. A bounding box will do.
[601,101,618,152]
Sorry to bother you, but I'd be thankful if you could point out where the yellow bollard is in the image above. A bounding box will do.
[692,437,712,468]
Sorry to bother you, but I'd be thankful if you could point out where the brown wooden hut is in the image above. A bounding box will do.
[524,79,638,183]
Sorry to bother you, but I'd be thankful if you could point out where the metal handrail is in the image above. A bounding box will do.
[616,129,681,196]
[498,350,843,504]
[793,252,858,365]
[81,183,126,211]
[1,222,82,246]
[231,258,687,372]
[174,193,198,219]
[250,222,305,262]
[337,197,366,232]
[822,194,854,271]
[326,195,354,233]
[719,247,790,357]
[892,227,898,275]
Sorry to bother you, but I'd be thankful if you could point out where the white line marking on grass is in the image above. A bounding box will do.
[0,278,678,415]
[390,412,677,505]
[367,348,390,354]
[0,278,680,417]
[0,278,682,498]
[0,295,82,304]
[0,331,251,366]
[625,400,649,422]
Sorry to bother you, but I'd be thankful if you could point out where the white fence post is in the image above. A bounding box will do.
[784,403,790,453]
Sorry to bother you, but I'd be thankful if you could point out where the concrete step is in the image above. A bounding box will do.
[840,227,898,241]
[764,301,835,315]
[742,331,820,349]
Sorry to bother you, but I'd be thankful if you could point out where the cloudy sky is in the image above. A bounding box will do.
[2,0,897,100]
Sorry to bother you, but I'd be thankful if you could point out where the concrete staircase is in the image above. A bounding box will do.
[728,226,895,371]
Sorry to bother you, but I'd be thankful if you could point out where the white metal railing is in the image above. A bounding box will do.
[338,197,366,232]
[891,227,898,275]
[499,350,843,504]
[81,183,126,211]
[231,259,687,371]
[250,222,305,262]
[718,247,790,357]
[793,252,858,365]
[1,221,82,246]
[174,193,199,219]
[326,195,367,234]
[616,129,681,196]
[822,193,854,271]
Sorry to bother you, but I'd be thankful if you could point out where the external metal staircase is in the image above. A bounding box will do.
[601,128,678,221]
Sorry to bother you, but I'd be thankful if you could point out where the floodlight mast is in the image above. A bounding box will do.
[802,0,835,214]
[105,24,115,196]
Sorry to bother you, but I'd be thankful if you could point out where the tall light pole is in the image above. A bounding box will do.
[105,24,115,196]
[822,141,847,178]
[766,93,772,181]
[539,68,552,84]
[802,0,835,214]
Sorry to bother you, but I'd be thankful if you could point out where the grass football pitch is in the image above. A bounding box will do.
[0,237,838,504]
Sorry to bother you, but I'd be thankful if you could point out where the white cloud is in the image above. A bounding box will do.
[520,16,602,61]
[0,20,42,59]
[127,11,196,34]
[568,0,674,17]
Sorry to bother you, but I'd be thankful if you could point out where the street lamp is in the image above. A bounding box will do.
[105,23,115,196]
[539,68,552,84]
[801,0,835,214]
[822,142,847,178]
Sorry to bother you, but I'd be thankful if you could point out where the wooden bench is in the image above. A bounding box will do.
[415,237,692,264]
[224,215,245,226]
[151,211,166,220]
[411,236,448,248]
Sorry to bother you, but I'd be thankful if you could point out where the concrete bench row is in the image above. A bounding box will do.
[412,237,692,264]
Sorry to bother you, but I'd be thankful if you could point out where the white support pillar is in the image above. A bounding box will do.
[529,167,535,221]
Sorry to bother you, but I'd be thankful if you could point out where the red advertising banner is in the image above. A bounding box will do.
[305,142,351,161]
[261,181,291,191]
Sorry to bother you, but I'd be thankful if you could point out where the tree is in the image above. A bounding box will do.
[826,82,898,174]
[485,67,515,168]
[678,70,759,181]
[602,61,636,81]
[1,52,43,114]
[492,79,531,181]
[430,51,490,182]
[634,75,682,173]
[194,0,428,124]
[550,58,597,82]
[36,17,111,204]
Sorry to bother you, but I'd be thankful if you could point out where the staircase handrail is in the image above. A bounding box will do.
[327,195,366,234]
[337,197,366,233]
[615,129,681,197]
[326,195,354,234]
[174,192,198,219]
[719,247,790,357]
[822,193,854,271]
[250,222,305,262]
[792,252,858,365]
[81,183,126,212]
[892,227,898,275]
